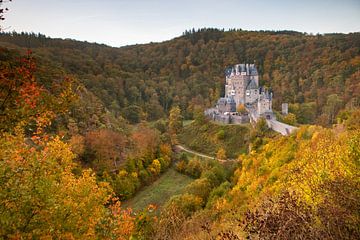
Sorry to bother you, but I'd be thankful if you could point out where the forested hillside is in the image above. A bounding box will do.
[157,118,360,239]
[1,29,359,125]
[0,38,175,238]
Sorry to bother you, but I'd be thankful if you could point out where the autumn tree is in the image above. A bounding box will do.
[0,50,76,133]
[130,124,160,158]
[85,129,127,172]
[0,130,135,239]
[324,94,343,124]
[216,148,226,160]
[169,106,183,145]
[282,112,297,125]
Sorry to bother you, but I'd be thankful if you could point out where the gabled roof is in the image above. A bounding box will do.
[246,79,258,90]
[225,63,258,77]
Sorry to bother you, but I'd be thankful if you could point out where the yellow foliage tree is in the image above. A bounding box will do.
[169,106,182,145]
[0,130,134,239]
[216,148,227,160]
[282,113,297,125]
[148,159,161,176]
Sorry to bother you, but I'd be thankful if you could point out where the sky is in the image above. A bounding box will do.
[3,0,360,47]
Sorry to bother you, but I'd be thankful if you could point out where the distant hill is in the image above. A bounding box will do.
[1,29,359,125]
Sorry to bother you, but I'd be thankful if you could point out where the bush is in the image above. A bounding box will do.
[176,160,187,173]
[112,171,140,200]
[209,165,227,183]
[216,129,225,140]
[185,178,212,202]
[167,193,203,217]
[147,159,161,176]
[206,181,231,208]
[139,169,151,184]
[185,158,203,178]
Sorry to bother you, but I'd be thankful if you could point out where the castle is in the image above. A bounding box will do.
[205,63,274,124]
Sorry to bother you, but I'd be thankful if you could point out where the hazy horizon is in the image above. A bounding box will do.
[3,0,360,47]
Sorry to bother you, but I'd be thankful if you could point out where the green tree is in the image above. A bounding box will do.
[123,105,142,124]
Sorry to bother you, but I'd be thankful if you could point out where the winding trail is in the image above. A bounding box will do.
[174,145,233,163]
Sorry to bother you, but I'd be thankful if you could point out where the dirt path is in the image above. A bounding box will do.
[174,145,233,163]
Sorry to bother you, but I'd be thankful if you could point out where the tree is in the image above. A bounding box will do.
[216,148,226,160]
[123,105,142,124]
[0,131,135,239]
[282,113,297,125]
[185,157,203,178]
[325,94,343,124]
[0,50,75,133]
[169,106,182,145]
[85,129,126,171]
[185,178,212,201]
[130,124,160,158]
[243,191,320,239]
[147,159,161,176]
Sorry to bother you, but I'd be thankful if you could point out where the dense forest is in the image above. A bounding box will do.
[0,29,359,125]
[1,28,360,239]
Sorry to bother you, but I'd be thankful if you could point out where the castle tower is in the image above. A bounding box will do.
[225,64,259,107]
[257,89,273,116]
[282,103,289,115]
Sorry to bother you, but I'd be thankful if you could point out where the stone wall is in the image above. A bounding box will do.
[266,119,298,135]
[231,114,250,124]
[204,109,249,125]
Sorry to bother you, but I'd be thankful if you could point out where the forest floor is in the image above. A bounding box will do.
[122,168,194,213]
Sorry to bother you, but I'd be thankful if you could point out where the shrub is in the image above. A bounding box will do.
[167,193,203,217]
[185,178,212,202]
[206,181,231,208]
[176,160,187,173]
[185,158,203,178]
[216,129,225,140]
[201,166,227,187]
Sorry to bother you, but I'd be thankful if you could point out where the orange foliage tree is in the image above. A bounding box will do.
[0,50,76,134]
[85,129,127,171]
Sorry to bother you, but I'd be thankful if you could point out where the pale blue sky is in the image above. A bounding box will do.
[4,0,360,47]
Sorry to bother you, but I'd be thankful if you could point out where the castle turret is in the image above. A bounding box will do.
[257,89,273,116]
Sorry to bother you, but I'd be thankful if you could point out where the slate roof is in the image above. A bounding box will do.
[246,79,258,90]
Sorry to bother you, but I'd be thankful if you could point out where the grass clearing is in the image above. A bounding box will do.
[122,168,194,212]
[179,120,250,158]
